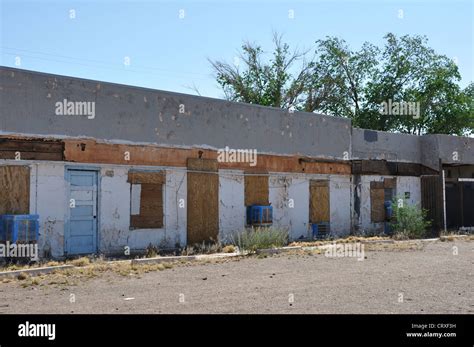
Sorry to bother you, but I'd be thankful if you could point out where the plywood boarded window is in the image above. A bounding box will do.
[128,171,165,229]
[370,179,397,223]
[187,158,219,244]
[370,181,385,222]
[0,166,30,214]
[244,175,269,206]
[309,180,330,223]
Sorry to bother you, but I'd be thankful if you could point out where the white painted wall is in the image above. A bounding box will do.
[397,176,421,207]
[270,173,351,240]
[99,167,186,254]
[287,177,310,240]
[2,160,418,258]
[2,161,187,258]
[31,162,67,258]
[357,175,421,234]
[329,175,351,236]
[358,175,385,234]
[218,170,245,243]
[269,175,291,236]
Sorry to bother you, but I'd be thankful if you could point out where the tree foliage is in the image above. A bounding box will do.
[210,33,473,136]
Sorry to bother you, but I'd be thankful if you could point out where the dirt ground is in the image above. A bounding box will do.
[0,240,472,314]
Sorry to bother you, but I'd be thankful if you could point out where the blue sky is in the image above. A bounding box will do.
[1,0,472,98]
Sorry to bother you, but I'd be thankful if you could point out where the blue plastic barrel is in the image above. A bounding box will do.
[0,215,40,243]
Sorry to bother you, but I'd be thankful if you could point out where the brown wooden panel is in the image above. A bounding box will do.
[187,158,218,172]
[0,138,64,161]
[128,171,165,184]
[0,165,30,214]
[310,180,330,223]
[370,181,384,189]
[63,139,351,174]
[370,187,385,222]
[129,176,164,228]
[130,215,163,229]
[187,159,219,245]
[244,175,269,206]
[0,151,63,161]
[0,139,63,152]
[384,178,396,189]
[139,184,163,217]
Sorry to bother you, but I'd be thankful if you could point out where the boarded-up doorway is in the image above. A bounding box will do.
[310,180,330,223]
[0,165,30,214]
[187,158,219,245]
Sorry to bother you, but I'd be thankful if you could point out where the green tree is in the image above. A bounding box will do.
[211,33,473,136]
[209,33,312,109]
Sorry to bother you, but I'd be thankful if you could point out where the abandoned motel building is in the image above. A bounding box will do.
[0,66,473,259]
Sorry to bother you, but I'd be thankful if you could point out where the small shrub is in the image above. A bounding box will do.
[70,257,90,267]
[391,197,431,239]
[222,245,235,253]
[45,261,60,267]
[181,241,222,255]
[145,244,159,258]
[17,272,29,280]
[231,227,288,252]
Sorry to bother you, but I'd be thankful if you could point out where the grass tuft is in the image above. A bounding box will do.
[232,227,288,253]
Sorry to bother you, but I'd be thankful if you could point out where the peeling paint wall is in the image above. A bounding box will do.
[0,67,351,160]
[357,175,386,234]
[286,177,310,240]
[356,175,421,234]
[329,175,351,237]
[269,176,292,236]
[269,174,350,240]
[0,161,68,258]
[218,171,245,243]
[396,176,421,207]
[31,162,67,258]
[352,128,421,163]
[99,167,186,254]
[1,161,188,258]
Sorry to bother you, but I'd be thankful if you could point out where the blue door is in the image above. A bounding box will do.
[66,169,98,255]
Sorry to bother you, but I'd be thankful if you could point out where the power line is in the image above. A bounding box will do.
[1,47,213,81]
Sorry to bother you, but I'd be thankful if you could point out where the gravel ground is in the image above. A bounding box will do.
[0,240,472,314]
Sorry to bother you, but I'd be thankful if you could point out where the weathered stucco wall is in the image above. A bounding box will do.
[435,134,474,165]
[396,176,422,207]
[286,177,310,240]
[0,67,351,160]
[31,162,67,258]
[329,175,352,236]
[352,128,422,163]
[2,161,188,258]
[218,171,245,243]
[355,175,421,234]
[98,167,187,254]
[269,173,350,240]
